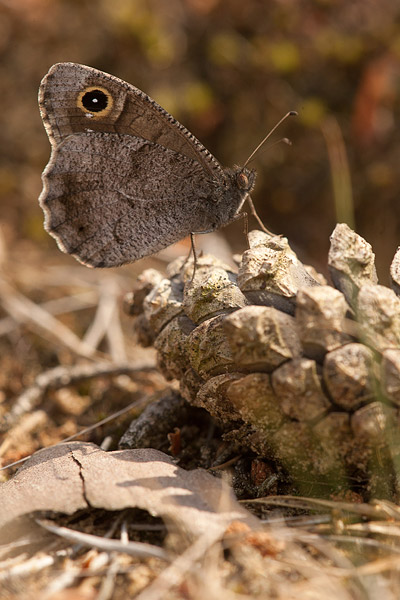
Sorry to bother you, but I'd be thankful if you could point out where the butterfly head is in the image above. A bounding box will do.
[234,166,256,194]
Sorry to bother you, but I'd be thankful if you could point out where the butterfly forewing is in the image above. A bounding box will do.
[39,62,224,178]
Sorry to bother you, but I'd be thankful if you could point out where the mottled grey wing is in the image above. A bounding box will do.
[40,132,222,267]
[39,62,224,179]
[38,62,231,267]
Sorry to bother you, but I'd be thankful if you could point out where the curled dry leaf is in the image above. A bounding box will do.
[0,441,257,544]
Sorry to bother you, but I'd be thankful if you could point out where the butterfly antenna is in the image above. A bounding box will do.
[246,137,292,166]
[243,111,298,168]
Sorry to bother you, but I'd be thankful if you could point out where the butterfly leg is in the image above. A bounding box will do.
[188,210,250,281]
[246,194,275,236]
[179,233,198,282]
[242,211,250,249]
[189,232,199,281]
[229,211,250,249]
[180,233,199,283]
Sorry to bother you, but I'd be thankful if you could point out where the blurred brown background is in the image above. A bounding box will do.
[1,0,400,280]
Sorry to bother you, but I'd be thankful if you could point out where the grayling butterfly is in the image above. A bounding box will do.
[39,62,293,268]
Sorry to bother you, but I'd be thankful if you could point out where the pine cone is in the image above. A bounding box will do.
[126,224,400,498]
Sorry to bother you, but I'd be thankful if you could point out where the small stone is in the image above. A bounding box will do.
[225,373,285,431]
[381,349,400,406]
[296,285,353,361]
[186,314,235,378]
[238,231,320,314]
[351,402,398,446]
[124,269,164,316]
[223,305,302,372]
[272,358,331,421]
[183,266,248,325]
[195,373,243,423]
[390,247,400,296]
[323,343,377,410]
[357,284,400,351]
[143,277,184,335]
[180,368,205,403]
[154,315,195,380]
[328,223,378,307]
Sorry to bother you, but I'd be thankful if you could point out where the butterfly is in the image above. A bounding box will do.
[38,62,260,268]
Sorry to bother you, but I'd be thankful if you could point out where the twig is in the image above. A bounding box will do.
[106,294,128,362]
[81,278,127,361]
[0,277,98,358]
[0,553,56,582]
[0,291,97,336]
[0,360,156,433]
[82,279,119,352]
[1,393,152,470]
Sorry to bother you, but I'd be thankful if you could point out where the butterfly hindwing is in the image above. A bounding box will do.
[40,132,222,267]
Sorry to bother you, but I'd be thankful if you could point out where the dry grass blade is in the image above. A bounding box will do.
[322,116,355,229]
[135,527,226,600]
[353,554,400,576]
[36,520,170,561]
[97,556,121,600]
[246,495,391,520]
[346,521,400,538]
[318,534,400,555]
[42,552,110,599]
[370,500,400,520]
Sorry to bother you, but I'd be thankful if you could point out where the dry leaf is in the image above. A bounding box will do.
[0,441,257,544]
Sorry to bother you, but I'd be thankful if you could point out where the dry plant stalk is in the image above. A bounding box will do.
[127,224,400,499]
